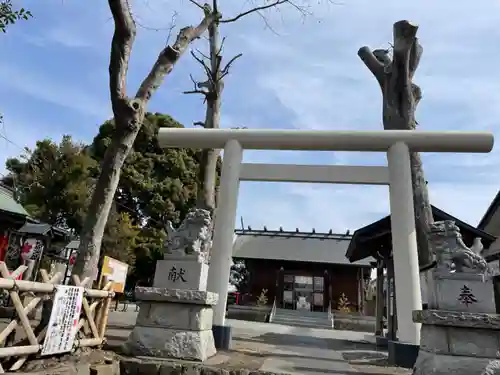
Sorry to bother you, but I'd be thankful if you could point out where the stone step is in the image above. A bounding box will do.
[271,310,333,329]
[274,315,330,322]
[274,309,329,317]
[276,310,328,316]
[272,308,333,329]
[272,319,332,327]
[271,318,333,329]
[272,315,331,323]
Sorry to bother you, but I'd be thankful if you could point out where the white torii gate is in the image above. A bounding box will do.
[158,128,494,350]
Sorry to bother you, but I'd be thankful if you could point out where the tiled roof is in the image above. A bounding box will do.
[0,185,29,217]
[233,232,372,266]
[17,223,52,235]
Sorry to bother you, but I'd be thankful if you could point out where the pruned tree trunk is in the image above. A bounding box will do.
[187,0,305,211]
[71,0,219,281]
[198,16,223,212]
[358,20,435,271]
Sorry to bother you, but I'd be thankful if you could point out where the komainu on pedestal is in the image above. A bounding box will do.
[413,220,500,375]
[123,208,218,362]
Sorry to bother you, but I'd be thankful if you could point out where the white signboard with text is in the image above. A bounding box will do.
[41,285,84,356]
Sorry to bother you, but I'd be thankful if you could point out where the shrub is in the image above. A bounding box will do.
[256,288,268,306]
[337,293,351,313]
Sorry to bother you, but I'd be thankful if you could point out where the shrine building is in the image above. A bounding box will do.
[232,227,372,312]
[346,205,496,342]
[477,189,500,261]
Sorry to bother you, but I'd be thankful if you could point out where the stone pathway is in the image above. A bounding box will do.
[107,311,411,374]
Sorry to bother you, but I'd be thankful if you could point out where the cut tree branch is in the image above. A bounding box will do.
[372,48,391,68]
[392,20,419,82]
[357,46,385,87]
[409,38,423,80]
[412,83,422,108]
[393,20,418,55]
[135,6,220,102]
[108,0,137,111]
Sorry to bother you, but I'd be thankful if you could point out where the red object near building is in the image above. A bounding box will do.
[0,235,9,262]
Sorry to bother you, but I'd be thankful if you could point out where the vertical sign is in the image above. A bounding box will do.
[389,279,394,316]
[41,285,84,356]
[101,256,129,293]
[489,260,500,276]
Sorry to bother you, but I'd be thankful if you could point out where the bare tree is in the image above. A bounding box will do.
[185,0,317,212]
[71,0,220,280]
[357,20,435,271]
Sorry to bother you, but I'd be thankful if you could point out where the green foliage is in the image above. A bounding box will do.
[90,113,201,229]
[101,210,139,265]
[3,113,207,285]
[4,136,97,231]
[229,260,249,293]
[0,1,32,33]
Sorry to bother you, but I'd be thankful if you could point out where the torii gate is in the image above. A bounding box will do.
[158,128,493,354]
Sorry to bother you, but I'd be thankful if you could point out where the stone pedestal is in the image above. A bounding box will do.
[414,270,499,374]
[412,220,500,374]
[123,208,219,362]
[427,271,495,313]
[123,287,218,361]
[413,309,500,375]
[153,258,209,291]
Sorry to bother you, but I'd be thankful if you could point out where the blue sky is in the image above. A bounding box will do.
[1,0,499,234]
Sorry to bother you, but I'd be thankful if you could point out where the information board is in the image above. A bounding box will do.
[41,285,84,356]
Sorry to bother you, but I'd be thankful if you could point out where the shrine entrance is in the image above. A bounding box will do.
[282,274,325,311]
[158,127,493,352]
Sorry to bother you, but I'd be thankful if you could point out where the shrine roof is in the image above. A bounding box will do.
[478,189,500,236]
[18,219,71,241]
[346,205,496,263]
[0,184,29,218]
[232,229,373,267]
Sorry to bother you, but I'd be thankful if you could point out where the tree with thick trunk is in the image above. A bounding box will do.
[71,0,220,281]
[358,20,435,271]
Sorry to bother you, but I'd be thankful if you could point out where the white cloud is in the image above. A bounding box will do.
[44,28,94,48]
[0,64,111,120]
[230,0,500,232]
[1,0,499,239]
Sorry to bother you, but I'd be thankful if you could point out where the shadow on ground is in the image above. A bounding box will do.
[232,332,380,351]
[290,366,394,374]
